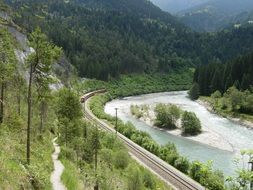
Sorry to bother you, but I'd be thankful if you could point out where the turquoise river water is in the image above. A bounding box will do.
[104,91,253,176]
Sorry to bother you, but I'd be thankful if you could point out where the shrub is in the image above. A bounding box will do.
[154,103,181,129]
[211,90,222,99]
[181,111,201,136]
[190,161,225,190]
[142,169,156,189]
[189,83,200,100]
[159,143,179,166]
[113,150,129,169]
[127,167,143,190]
[174,156,190,174]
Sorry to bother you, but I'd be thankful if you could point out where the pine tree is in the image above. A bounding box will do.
[241,74,251,91]
[189,83,200,100]
[210,68,222,93]
[0,29,16,124]
[26,28,61,164]
[13,73,26,116]
[225,75,233,91]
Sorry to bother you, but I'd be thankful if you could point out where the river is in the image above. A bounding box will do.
[104,91,253,176]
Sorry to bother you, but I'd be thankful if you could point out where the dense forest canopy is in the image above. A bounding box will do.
[3,0,253,80]
[193,51,253,96]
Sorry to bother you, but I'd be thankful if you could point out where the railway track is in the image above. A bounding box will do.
[82,90,205,190]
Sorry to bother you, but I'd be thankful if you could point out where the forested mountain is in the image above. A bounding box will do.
[150,0,209,14]
[4,0,196,80]
[193,51,253,96]
[3,0,253,80]
[230,11,253,26]
[179,0,253,32]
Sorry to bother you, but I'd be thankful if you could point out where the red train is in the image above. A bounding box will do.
[80,89,107,103]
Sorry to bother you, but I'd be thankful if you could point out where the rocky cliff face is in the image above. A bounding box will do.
[0,10,74,89]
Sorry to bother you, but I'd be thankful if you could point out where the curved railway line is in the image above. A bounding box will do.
[81,90,205,190]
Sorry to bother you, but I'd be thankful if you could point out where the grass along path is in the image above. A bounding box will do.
[50,137,67,190]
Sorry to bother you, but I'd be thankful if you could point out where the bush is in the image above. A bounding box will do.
[100,148,113,168]
[130,105,143,118]
[190,161,225,190]
[113,150,129,169]
[174,156,190,174]
[142,169,156,189]
[189,83,200,100]
[181,111,201,136]
[211,90,222,99]
[154,103,181,129]
[127,167,143,190]
[59,146,77,161]
[159,143,179,166]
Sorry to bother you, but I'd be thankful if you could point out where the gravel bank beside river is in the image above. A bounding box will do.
[197,100,253,130]
[133,105,234,152]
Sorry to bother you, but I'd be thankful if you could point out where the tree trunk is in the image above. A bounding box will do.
[39,103,43,134]
[27,64,33,165]
[39,100,46,134]
[94,183,99,190]
[94,149,99,190]
[0,81,4,124]
[17,92,21,116]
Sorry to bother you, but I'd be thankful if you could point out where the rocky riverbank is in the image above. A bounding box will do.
[197,99,253,130]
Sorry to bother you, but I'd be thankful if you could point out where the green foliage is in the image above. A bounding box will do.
[224,86,242,111]
[130,104,149,119]
[0,27,59,188]
[5,0,197,80]
[127,167,143,190]
[189,83,200,100]
[28,27,61,90]
[55,88,82,121]
[6,0,253,81]
[113,150,129,169]
[194,52,253,96]
[142,168,156,189]
[55,88,84,147]
[174,156,190,174]
[61,159,83,190]
[0,28,16,80]
[81,69,193,97]
[226,150,253,190]
[154,103,181,129]
[59,118,82,146]
[211,90,222,99]
[0,121,54,189]
[181,111,202,136]
[159,143,180,165]
[0,28,17,123]
[205,86,253,122]
[190,161,225,190]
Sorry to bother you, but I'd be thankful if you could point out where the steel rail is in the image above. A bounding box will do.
[82,90,205,190]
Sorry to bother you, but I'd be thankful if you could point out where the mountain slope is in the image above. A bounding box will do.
[73,0,175,21]
[4,0,253,80]
[5,0,198,80]
[179,0,253,32]
[150,0,209,14]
